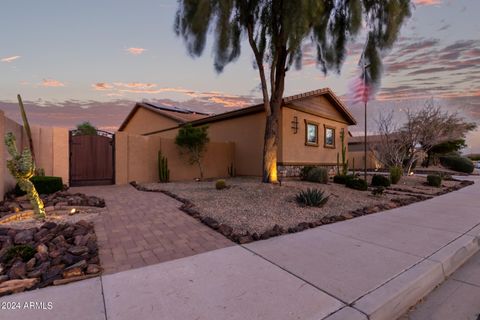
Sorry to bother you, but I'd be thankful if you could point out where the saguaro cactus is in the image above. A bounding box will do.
[4,133,45,218]
[158,151,170,182]
[340,129,349,176]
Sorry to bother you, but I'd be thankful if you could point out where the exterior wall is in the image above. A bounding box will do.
[280,106,349,166]
[122,107,179,135]
[0,111,69,199]
[115,131,235,184]
[152,112,266,176]
[348,150,382,171]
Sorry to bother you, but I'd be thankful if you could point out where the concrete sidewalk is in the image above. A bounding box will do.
[1,177,479,320]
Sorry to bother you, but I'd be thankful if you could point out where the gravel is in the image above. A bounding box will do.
[142,176,424,235]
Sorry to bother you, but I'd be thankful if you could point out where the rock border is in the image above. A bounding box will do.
[130,179,474,245]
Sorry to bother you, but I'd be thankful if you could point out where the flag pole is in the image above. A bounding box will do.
[363,62,370,182]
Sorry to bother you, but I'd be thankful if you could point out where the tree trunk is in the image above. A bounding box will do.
[262,101,281,183]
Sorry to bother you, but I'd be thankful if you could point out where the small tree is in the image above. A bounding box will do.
[175,124,209,179]
[375,111,407,168]
[75,121,97,136]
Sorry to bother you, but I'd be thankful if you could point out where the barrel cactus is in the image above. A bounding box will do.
[4,132,46,218]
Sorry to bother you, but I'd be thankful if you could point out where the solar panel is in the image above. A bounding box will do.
[144,102,209,115]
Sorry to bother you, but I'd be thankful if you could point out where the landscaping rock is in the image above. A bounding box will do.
[68,246,89,256]
[86,264,101,274]
[218,224,233,237]
[0,221,100,296]
[8,261,26,279]
[14,229,34,244]
[201,217,219,229]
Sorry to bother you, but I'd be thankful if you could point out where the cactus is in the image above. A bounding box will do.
[336,152,340,176]
[352,157,356,176]
[340,129,349,176]
[4,132,45,218]
[17,94,36,163]
[158,151,170,182]
[228,162,236,177]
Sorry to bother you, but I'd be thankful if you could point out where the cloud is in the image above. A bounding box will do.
[92,82,113,91]
[41,79,65,87]
[414,0,442,5]
[1,55,21,63]
[126,47,146,55]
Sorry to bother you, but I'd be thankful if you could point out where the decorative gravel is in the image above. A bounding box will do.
[143,177,414,235]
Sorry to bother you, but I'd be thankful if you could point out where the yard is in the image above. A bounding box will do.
[141,174,471,242]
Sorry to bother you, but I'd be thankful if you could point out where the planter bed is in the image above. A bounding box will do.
[0,220,101,296]
[134,176,473,244]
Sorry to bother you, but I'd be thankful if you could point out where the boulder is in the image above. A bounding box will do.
[14,229,34,244]
[8,261,26,279]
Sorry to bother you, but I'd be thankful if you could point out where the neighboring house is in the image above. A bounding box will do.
[119,88,357,177]
[348,135,384,170]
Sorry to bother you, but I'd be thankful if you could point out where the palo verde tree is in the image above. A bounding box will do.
[175,124,210,179]
[175,0,412,183]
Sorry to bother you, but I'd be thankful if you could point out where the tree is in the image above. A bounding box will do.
[75,121,97,136]
[374,111,407,168]
[425,139,466,167]
[402,100,477,173]
[175,0,412,183]
[175,124,210,179]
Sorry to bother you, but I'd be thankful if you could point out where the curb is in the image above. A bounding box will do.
[343,232,480,320]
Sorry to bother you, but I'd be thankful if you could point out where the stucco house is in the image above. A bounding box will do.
[119,88,357,177]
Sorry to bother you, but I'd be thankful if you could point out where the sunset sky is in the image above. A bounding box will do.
[1,0,479,152]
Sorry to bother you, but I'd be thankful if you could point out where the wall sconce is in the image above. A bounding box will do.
[291,116,298,134]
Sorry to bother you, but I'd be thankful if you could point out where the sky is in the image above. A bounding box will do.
[1,0,479,152]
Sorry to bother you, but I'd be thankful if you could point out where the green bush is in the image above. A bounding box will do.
[389,166,403,184]
[427,174,442,187]
[295,188,329,207]
[15,176,63,196]
[305,167,329,184]
[215,179,227,190]
[300,166,315,180]
[346,178,368,191]
[371,186,385,196]
[333,174,354,184]
[2,244,35,263]
[371,174,391,187]
[439,155,474,174]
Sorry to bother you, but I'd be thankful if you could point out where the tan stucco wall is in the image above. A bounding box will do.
[348,150,382,170]
[0,111,69,198]
[122,107,179,135]
[280,106,349,165]
[115,131,235,184]
[152,112,266,176]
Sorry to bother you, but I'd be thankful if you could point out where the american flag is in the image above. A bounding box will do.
[349,75,373,105]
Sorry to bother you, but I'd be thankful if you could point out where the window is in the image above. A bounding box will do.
[324,126,335,148]
[305,121,319,146]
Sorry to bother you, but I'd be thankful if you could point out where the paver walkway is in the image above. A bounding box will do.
[2,177,479,320]
[71,185,233,274]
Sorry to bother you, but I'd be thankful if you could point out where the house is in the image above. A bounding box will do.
[119,88,357,177]
[348,135,384,170]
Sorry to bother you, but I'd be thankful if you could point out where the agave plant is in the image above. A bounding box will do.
[295,188,329,207]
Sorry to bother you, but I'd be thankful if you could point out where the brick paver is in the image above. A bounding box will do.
[71,185,234,274]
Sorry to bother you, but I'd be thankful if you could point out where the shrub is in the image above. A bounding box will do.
[389,166,403,184]
[427,174,442,187]
[2,244,35,263]
[295,188,329,207]
[346,178,368,191]
[439,155,474,174]
[300,166,315,180]
[371,186,385,196]
[215,179,227,190]
[371,174,391,187]
[305,167,328,184]
[333,174,354,184]
[15,176,63,196]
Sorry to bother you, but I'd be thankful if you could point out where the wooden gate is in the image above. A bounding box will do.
[69,130,115,186]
